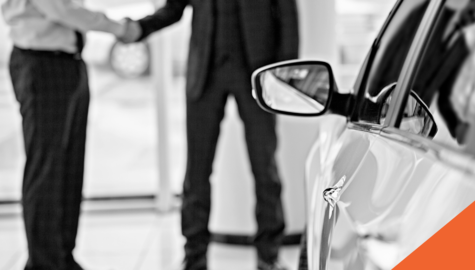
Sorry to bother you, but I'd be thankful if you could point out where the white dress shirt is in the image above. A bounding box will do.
[1,0,126,53]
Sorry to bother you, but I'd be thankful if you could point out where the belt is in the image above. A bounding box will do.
[13,46,82,60]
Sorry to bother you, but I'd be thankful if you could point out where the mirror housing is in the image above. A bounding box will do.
[252,60,337,117]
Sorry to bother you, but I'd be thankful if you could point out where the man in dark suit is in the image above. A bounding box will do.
[127,0,299,269]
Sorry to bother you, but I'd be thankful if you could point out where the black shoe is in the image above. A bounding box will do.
[257,259,288,270]
[66,261,84,270]
[181,257,207,270]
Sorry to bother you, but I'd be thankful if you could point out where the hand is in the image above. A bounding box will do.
[118,18,142,44]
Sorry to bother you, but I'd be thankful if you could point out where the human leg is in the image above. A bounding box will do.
[233,84,285,264]
[61,61,90,267]
[182,78,228,269]
[9,49,88,270]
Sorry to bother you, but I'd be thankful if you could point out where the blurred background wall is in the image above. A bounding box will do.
[0,0,395,217]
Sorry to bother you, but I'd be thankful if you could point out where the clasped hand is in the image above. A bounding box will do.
[117,18,142,44]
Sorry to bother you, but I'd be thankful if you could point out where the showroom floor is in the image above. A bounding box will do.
[0,210,300,270]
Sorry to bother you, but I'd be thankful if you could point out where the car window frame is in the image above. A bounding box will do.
[376,3,475,173]
[350,0,403,123]
[383,0,446,128]
[350,0,449,132]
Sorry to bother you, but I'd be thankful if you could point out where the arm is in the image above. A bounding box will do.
[31,0,125,36]
[137,0,189,41]
[274,0,299,61]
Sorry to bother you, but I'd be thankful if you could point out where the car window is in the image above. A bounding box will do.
[355,0,429,123]
[410,0,475,149]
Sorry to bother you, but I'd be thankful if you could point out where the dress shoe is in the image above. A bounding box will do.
[179,257,207,270]
[257,259,288,270]
[180,264,206,270]
[66,261,84,270]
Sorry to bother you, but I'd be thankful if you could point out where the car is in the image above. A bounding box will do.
[251,0,475,269]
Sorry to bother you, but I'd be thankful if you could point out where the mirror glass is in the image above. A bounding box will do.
[258,64,331,114]
[380,92,437,137]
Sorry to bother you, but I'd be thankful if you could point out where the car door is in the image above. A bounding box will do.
[304,0,475,269]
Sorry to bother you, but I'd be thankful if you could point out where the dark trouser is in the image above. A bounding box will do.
[9,47,90,270]
[182,56,285,266]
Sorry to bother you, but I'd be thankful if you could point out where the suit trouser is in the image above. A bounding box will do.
[182,57,285,264]
[9,47,90,270]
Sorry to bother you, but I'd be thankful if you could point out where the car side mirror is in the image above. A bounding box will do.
[251,60,335,116]
[380,90,438,138]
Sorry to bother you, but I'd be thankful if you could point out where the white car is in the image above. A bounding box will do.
[252,0,475,269]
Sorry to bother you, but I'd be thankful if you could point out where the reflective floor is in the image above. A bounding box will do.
[0,210,300,270]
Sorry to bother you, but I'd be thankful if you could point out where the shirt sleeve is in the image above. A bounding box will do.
[30,0,125,36]
[137,0,188,41]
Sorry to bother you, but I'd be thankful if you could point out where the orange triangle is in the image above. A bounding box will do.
[394,201,475,269]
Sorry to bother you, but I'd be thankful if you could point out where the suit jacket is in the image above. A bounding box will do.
[138,0,299,100]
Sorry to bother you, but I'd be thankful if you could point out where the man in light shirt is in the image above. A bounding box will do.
[1,1,141,269]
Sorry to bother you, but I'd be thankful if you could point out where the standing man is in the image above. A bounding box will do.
[1,1,136,269]
[125,0,299,269]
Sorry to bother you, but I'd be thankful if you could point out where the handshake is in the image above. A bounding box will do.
[117,18,143,44]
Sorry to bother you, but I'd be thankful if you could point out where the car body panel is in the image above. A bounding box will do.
[306,120,475,269]
[305,117,377,269]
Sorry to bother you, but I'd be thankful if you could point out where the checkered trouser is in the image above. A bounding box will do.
[9,47,89,270]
